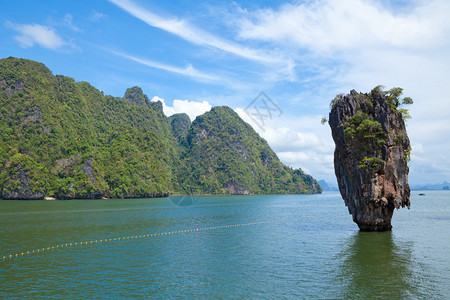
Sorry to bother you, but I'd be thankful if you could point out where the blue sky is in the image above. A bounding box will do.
[1,0,449,186]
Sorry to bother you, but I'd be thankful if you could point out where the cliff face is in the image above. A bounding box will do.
[0,57,175,200]
[0,57,321,199]
[1,154,47,200]
[329,88,411,231]
[178,106,322,195]
[168,113,191,146]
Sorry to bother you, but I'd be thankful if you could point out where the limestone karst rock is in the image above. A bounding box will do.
[329,87,411,231]
[0,57,321,199]
[1,154,47,200]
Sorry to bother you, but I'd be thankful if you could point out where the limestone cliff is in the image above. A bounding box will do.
[1,154,47,200]
[180,106,322,195]
[0,57,321,199]
[329,87,411,231]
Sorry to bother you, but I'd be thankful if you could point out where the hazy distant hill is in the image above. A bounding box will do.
[410,182,450,190]
[0,57,321,199]
[318,180,339,191]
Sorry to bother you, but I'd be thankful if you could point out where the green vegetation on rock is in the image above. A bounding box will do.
[0,57,321,199]
[176,106,321,195]
[168,113,191,146]
[328,87,412,231]
[0,57,175,199]
[328,85,413,169]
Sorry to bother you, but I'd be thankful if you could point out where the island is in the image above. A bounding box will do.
[0,57,321,200]
[327,86,412,231]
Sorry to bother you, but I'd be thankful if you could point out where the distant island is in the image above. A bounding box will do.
[0,57,321,200]
[317,180,339,191]
[410,182,450,190]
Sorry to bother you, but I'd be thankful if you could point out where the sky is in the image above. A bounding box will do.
[1,0,449,186]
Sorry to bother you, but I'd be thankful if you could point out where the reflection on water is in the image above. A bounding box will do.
[337,232,417,299]
[1,192,449,298]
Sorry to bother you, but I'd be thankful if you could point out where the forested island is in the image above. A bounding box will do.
[0,57,321,200]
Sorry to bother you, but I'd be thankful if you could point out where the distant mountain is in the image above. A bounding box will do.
[168,113,191,146]
[176,106,322,195]
[0,57,321,199]
[410,182,450,190]
[318,180,339,191]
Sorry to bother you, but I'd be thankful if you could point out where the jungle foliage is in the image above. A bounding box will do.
[0,57,321,199]
[177,106,321,195]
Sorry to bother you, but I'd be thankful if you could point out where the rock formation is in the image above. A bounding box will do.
[180,106,322,195]
[168,113,191,145]
[329,87,411,231]
[123,86,150,105]
[0,57,321,200]
[1,154,47,200]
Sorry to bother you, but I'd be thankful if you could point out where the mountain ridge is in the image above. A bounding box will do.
[0,57,321,199]
[410,182,450,190]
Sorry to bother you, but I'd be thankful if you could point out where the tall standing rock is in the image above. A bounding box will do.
[329,87,411,231]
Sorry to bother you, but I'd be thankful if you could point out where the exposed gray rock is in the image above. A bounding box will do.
[329,89,411,231]
[120,191,170,198]
[5,80,25,97]
[225,182,250,195]
[1,162,46,200]
[57,157,104,200]
[149,100,164,113]
[168,113,191,145]
[81,157,96,185]
[54,154,81,176]
[123,86,149,105]
[25,105,42,122]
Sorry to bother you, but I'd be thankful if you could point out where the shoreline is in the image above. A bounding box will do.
[1,191,324,201]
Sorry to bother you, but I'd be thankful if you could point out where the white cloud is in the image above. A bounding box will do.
[277,151,335,178]
[236,107,336,182]
[237,0,448,53]
[152,96,211,121]
[107,0,290,66]
[6,22,67,50]
[234,0,450,98]
[110,50,219,82]
[257,126,320,152]
[104,0,449,184]
[91,10,108,21]
[232,0,450,184]
[63,14,81,32]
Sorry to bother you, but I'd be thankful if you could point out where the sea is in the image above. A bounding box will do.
[0,191,449,299]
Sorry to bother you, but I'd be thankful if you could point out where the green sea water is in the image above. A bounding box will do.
[0,191,449,299]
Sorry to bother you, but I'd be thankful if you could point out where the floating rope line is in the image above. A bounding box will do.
[1,214,348,262]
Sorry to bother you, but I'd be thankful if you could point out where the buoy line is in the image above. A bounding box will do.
[1,214,348,262]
